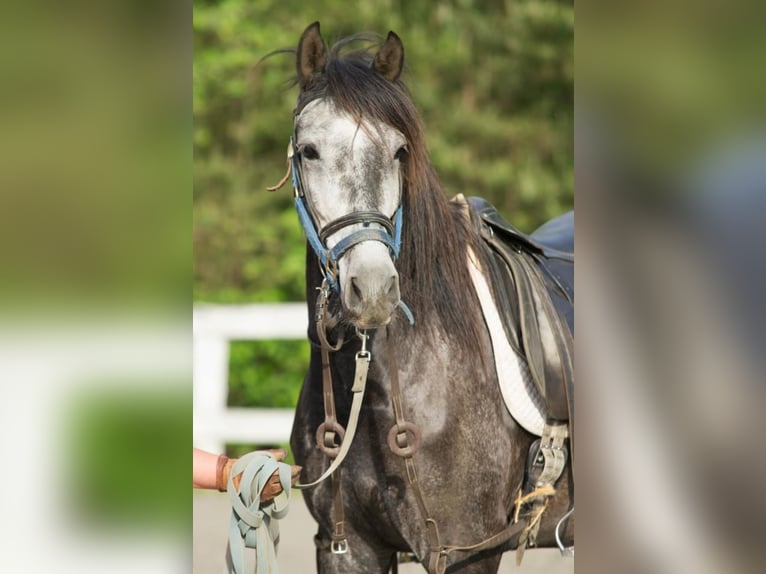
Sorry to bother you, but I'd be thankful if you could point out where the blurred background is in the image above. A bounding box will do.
[0,1,189,572]
[4,0,764,572]
[576,2,766,573]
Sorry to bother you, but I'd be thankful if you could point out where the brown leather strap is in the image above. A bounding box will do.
[385,327,530,573]
[311,297,349,552]
[316,279,344,352]
[445,519,528,556]
[322,344,338,439]
[295,368,367,489]
[216,454,230,492]
[386,328,444,572]
[331,469,346,549]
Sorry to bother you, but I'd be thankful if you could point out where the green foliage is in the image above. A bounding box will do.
[194,0,573,408]
[228,339,310,407]
[68,385,190,529]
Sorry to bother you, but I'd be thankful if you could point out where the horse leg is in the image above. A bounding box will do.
[315,527,395,574]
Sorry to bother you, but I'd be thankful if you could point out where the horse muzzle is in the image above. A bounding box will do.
[342,260,400,329]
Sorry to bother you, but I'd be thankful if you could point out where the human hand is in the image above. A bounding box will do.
[224,449,302,502]
[257,449,302,503]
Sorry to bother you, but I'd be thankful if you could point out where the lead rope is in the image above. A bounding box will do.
[225,452,293,574]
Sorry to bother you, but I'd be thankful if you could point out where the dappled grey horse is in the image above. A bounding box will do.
[278,22,574,573]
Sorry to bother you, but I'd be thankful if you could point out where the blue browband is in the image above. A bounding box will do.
[290,138,404,289]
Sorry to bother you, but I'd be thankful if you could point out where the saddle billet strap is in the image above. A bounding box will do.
[508,252,548,404]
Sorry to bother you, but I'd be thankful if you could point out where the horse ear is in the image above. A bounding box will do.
[372,31,404,82]
[297,22,326,88]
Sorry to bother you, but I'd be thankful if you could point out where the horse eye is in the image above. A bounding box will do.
[302,144,320,160]
[394,145,409,161]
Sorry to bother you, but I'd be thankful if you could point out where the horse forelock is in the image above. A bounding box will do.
[295,38,488,356]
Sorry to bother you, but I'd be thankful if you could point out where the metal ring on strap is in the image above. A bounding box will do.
[316,420,346,458]
[387,421,422,457]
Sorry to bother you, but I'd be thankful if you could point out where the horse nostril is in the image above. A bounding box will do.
[385,276,399,298]
[350,277,363,301]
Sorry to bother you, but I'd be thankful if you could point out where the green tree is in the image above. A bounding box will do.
[193,0,573,411]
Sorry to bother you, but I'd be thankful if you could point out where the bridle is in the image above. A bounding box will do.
[289,134,404,294]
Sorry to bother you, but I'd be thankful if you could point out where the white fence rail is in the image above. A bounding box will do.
[193,303,308,454]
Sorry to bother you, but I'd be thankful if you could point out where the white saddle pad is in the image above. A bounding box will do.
[467,249,545,437]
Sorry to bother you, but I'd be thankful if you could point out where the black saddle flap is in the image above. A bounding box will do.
[466,197,574,427]
[469,197,574,262]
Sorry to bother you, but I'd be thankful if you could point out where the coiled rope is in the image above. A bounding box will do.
[225,452,293,574]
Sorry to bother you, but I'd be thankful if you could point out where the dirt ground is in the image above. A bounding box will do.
[193,491,573,573]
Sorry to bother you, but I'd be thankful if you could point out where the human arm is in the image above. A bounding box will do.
[193,447,301,502]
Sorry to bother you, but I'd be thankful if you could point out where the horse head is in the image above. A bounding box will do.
[291,22,408,329]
